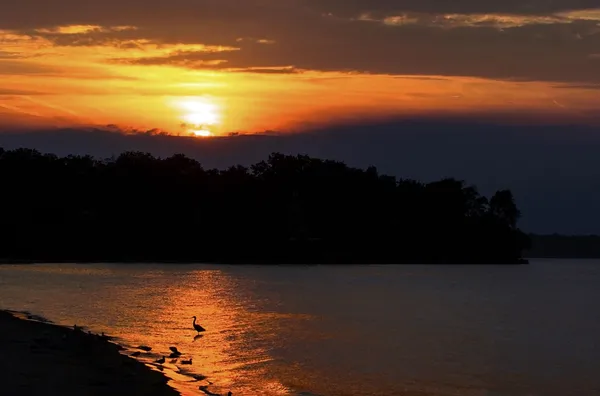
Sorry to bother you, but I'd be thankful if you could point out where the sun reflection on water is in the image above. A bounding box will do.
[119,269,296,395]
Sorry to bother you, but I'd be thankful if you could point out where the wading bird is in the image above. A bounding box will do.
[192,316,206,334]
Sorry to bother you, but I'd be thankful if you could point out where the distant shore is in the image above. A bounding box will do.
[0,256,529,265]
[0,310,178,396]
[0,260,529,265]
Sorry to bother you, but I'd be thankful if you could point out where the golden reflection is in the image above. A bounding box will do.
[142,269,296,396]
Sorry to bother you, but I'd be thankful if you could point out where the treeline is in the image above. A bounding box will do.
[526,234,600,258]
[0,148,530,264]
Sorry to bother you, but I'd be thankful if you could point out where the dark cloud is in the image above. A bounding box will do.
[1,118,600,234]
[104,21,600,82]
[1,1,600,82]
[307,0,600,16]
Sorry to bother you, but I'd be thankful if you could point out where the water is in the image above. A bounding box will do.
[1,260,599,396]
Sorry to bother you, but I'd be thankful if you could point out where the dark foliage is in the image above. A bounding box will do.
[0,148,530,264]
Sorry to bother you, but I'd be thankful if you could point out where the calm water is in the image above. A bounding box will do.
[1,261,599,396]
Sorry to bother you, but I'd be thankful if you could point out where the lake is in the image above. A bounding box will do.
[1,260,599,396]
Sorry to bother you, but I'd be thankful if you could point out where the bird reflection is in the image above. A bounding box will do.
[193,333,204,342]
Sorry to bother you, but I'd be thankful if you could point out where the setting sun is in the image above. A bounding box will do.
[174,97,221,136]
[191,129,212,137]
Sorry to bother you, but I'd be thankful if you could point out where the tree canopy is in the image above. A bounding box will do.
[0,148,530,264]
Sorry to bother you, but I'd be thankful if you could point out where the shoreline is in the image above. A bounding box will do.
[0,258,529,265]
[0,310,179,396]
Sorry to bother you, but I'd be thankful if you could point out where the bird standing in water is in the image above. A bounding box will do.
[192,316,206,334]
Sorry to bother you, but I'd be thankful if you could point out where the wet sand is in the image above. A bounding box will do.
[0,310,178,396]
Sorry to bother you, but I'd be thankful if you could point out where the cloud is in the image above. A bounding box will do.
[0,27,238,57]
[236,37,276,45]
[34,24,137,35]
[228,67,302,74]
[358,12,568,29]
[0,2,599,83]
[309,1,600,17]
[557,8,600,21]
[354,7,600,29]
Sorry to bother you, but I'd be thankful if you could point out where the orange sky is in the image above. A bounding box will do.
[2,3,600,135]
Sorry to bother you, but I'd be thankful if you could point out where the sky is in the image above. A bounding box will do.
[1,0,600,133]
[2,0,600,233]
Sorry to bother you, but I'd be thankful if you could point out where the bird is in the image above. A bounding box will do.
[169,346,179,353]
[155,356,165,364]
[137,345,152,352]
[169,352,181,358]
[192,316,206,334]
[131,351,141,357]
[100,332,111,340]
[181,358,192,365]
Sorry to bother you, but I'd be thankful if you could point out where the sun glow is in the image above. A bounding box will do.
[174,97,221,137]
[191,129,212,137]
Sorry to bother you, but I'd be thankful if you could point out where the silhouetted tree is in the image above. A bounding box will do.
[489,189,520,229]
[0,147,530,264]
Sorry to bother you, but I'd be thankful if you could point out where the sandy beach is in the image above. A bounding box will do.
[0,310,178,396]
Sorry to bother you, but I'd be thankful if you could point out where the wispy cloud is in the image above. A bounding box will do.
[556,8,600,21]
[0,27,238,66]
[228,66,301,74]
[34,25,137,35]
[236,37,276,45]
[358,9,600,29]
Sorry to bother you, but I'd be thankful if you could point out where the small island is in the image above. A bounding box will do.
[0,148,530,264]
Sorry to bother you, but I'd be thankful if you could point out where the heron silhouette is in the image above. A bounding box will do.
[192,316,206,334]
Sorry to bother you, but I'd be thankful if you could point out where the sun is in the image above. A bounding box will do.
[191,129,212,137]
[174,97,221,137]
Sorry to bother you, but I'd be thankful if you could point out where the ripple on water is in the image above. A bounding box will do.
[2,262,600,396]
